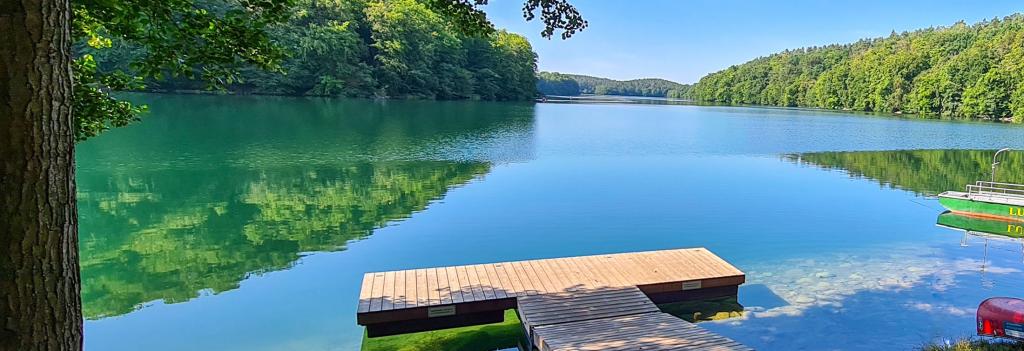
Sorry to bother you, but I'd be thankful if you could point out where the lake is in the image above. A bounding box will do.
[78,94,1024,350]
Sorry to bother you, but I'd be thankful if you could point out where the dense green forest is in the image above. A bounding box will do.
[536,71,691,97]
[86,0,538,101]
[789,150,1024,196]
[689,15,1024,122]
[536,72,582,96]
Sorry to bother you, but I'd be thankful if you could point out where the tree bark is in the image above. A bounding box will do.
[0,0,82,350]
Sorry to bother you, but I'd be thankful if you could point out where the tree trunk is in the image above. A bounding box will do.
[0,0,82,350]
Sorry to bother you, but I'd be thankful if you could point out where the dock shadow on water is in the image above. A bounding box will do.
[659,296,746,322]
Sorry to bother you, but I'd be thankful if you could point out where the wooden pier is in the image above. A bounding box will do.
[357,247,748,350]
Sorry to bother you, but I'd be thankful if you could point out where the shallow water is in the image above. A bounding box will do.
[78,94,1024,350]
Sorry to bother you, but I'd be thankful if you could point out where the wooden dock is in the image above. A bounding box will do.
[356,247,748,349]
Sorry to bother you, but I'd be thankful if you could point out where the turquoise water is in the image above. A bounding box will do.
[78,94,1024,350]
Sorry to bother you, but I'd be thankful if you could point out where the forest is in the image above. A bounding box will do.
[689,15,1024,122]
[86,0,538,101]
[536,71,691,97]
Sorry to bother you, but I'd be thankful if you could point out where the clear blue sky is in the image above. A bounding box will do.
[485,0,1023,83]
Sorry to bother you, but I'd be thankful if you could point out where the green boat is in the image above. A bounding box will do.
[938,148,1024,222]
[936,211,1024,239]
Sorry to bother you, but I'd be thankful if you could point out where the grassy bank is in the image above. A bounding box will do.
[922,338,1024,350]
[361,309,523,351]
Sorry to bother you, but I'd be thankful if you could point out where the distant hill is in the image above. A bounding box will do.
[537,71,691,98]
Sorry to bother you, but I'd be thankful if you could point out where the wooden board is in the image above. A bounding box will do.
[357,247,744,315]
[518,286,660,328]
[532,312,753,351]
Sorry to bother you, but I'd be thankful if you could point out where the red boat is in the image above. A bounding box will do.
[978,297,1024,340]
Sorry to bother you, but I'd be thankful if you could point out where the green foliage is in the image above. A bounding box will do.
[537,71,690,97]
[919,338,1024,351]
[690,15,1024,122]
[789,149,1024,196]
[72,55,146,141]
[71,0,295,140]
[666,86,692,99]
[522,0,587,39]
[420,0,588,40]
[536,71,581,96]
[73,0,587,140]
[361,310,523,351]
[420,0,494,37]
[89,0,539,101]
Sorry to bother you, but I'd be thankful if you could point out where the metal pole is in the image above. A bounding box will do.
[992,148,1012,182]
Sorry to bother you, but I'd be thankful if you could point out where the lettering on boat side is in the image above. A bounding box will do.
[1009,207,1024,217]
[1008,224,1024,235]
[427,305,456,318]
[681,281,702,290]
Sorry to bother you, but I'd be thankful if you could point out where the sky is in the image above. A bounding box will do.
[485,0,1024,83]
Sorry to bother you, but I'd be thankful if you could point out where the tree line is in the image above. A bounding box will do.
[536,71,691,97]
[87,0,539,102]
[688,15,1024,122]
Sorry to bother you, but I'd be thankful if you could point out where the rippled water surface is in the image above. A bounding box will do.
[79,94,1024,350]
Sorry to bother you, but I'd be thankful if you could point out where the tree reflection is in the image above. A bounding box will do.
[788,149,1024,196]
[78,162,490,319]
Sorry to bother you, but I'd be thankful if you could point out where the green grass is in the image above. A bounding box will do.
[361,310,524,351]
[921,338,1024,351]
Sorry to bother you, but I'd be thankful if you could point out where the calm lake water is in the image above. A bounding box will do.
[78,94,1024,350]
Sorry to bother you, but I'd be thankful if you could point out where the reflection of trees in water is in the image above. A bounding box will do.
[77,95,537,172]
[788,150,1024,196]
[78,162,490,319]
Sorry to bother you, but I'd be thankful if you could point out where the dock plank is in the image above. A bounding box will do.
[393,270,406,309]
[403,269,417,308]
[564,257,595,288]
[414,269,428,307]
[436,267,453,305]
[511,261,541,295]
[537,259,568,293]
[518,287,659,327]
[495,263,522,297]
[357,274,374,313]
[473,264,496,300]
[482,264,507,299]
[381,271,395,311]
[455,265,477,303]
[425,268,440,306]
[369,272,385,312]
[463,265,485,301]
[533,312,752,351]
[524,260,554,294]
[445,266,464,304]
